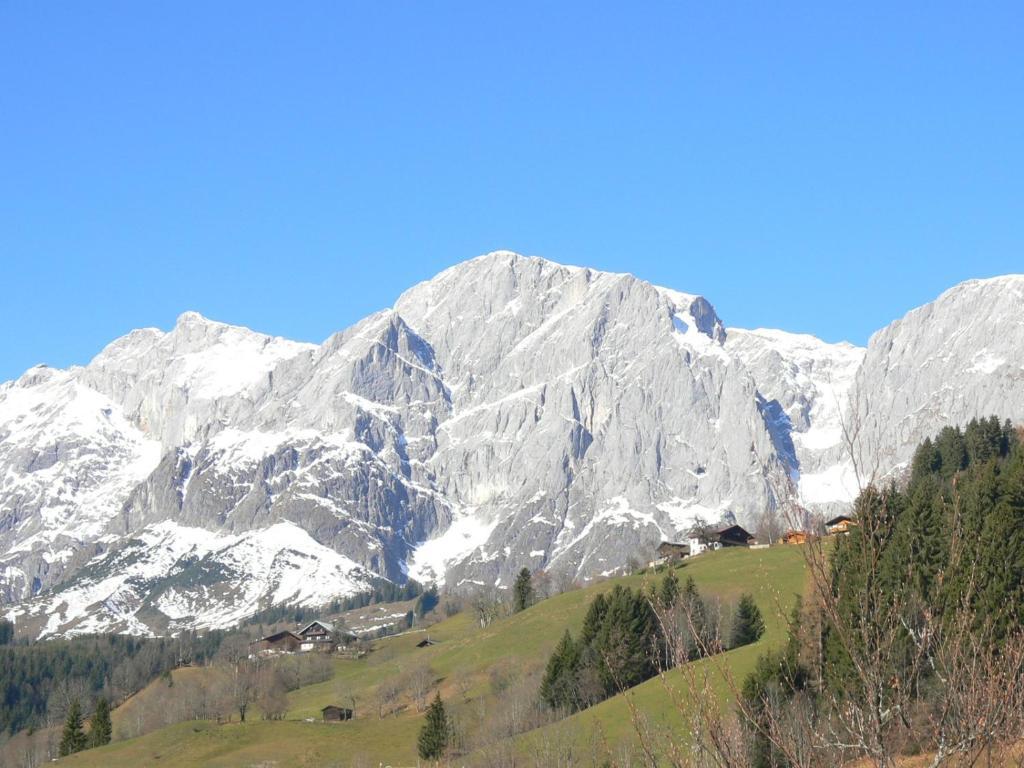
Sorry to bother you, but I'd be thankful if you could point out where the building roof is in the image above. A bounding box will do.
[251,630,302,644]
[716,524,754,538]
[298,620,335,635]
[825,515,855,526]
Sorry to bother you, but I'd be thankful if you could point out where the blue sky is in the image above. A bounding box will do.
[2,2,1022,382]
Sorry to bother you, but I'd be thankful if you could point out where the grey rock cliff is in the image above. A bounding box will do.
[2,254,1022,637]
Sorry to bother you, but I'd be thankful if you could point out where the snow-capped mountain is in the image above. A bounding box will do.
[2,253,1022,638]
[725,329,866,516]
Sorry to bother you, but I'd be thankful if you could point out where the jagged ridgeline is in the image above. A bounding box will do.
[2,253,1023,638]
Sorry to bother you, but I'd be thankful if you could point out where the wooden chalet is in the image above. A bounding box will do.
[297,620,336,651]
[656,541,691,561]
[322,705,354,722]
[716,524,755,548]
[250,630,303,655]
[781,530,809,545]
[825,515,856,535]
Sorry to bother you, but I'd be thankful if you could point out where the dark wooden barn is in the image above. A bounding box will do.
[322,705,354,722]
[297,620,336,651]
[250,630,303,655]
[715,524,755,548]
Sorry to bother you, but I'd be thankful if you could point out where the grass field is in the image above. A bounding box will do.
[60,545,807,767]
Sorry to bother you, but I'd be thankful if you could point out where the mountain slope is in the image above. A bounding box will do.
[56,545,807,768]
[2,254,1022,638]
[851,275,1024,481]
[725,328,866,514]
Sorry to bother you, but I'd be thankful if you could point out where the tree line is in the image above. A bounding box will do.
[541,572,764,713]
[739,417,1024,766]
[0,631,225,737]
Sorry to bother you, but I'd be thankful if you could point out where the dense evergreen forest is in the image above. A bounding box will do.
[240,578,425,630]
[0,630,225,736]
[541,574,764,713]
[742,416,1024,766]
[0,578,423,740]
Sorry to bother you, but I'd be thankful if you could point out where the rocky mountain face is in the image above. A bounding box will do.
[1,253,1021,638]
[850,276,1024,481]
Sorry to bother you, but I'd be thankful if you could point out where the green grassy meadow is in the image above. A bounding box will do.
[61,545,807,767]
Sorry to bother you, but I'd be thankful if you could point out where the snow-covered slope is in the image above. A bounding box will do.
[725,329,865,513]
[0,367,162,601]
[8,520,372,638]
[2,254,1022,638]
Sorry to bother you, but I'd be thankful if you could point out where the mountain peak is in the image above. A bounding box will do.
[175,310,222,328]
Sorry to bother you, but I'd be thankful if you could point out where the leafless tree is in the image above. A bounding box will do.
[45,677,89,727]
[223,658,260,723]
[533,569,554,600]
[375,677,402,719]
[258,668,289,720]
[553,570,580,596]
[405,662,435,712]
[472,591,502,628]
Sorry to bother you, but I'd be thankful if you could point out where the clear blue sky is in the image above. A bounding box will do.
[2,3,1022,382]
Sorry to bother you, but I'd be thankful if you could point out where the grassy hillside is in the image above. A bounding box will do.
[60,545,807,767]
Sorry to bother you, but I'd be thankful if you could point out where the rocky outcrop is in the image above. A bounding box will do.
[850,276,1024,482]
[2,253,1022,637]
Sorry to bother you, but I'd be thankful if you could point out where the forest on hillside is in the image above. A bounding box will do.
[737,416,1024,767]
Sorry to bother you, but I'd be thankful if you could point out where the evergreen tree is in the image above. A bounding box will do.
[659,568,680,609]
[593,586,658,694]
[59,698,87,757]
[681,576,709,659]
[513,568,534,612]
[580,592,608,645]
[935,425,968,478]
[416,586,439,618]
[730,594,765,648]
[540,629,580,710]
[417,692,450,761]
[88,697,112,748]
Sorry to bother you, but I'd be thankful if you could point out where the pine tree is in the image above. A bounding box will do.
[88,697,112,748]
[731,594,765,648]
[59,698,88,757]
[417,692,450,761]
[580,593,608,645]
[659,568,680,609]
[681,576,709,659]
[416,586,439,618]
[593,586,658,694]
[540,629,580,710]
[513,568,534,612]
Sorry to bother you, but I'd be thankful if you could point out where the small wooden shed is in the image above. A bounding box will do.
[322,705,354,722]
[781,530,809,545]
